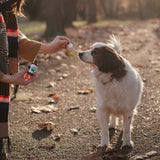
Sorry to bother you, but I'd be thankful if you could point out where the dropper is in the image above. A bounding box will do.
[67,42,78,53]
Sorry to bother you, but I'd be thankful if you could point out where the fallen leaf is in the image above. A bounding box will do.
[31,107,41,114]
[48,96,59,104]
[38,122,55,131]
[49,105,58,112]
[68,106,79,111]
[70,128,78,135]
[78,88,94,95]
[82,145,107,160]
[51,96,59,101]
[62,73,69,78]
[89,107,96,113]
[136,64,144,68]
[155,68,160,72]
[52,134,61,141]
[48,91,59,97]
[52,142,56,148]
[54,77,63,81]
[56,55,62,60]
[46,82,56,88]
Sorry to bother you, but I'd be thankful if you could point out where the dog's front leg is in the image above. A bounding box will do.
[96,107,109,147]
[122,112,134,147]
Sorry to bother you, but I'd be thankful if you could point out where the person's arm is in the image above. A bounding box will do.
[0,68,36,85]
[18,36,70,62]
[38,36,70,54]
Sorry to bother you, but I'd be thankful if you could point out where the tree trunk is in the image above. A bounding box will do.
[63,0,77,28]
[100,0,108,18]
[77,0,86,20]
[87,0,97,23]
[41,0,65,37]
[138,0,145,20]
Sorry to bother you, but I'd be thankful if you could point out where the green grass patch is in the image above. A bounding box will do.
[73,19,137,27]
[96,19,137,26]
[73,21,87,27]
[19,21,46,35]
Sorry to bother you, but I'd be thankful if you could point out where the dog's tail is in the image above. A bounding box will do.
[107,35,122,54]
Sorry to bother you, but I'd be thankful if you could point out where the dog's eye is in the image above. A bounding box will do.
[91,50,98,55]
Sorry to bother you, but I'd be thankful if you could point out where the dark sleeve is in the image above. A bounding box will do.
[0,71,4,80]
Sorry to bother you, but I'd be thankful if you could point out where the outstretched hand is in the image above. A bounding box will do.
[38,36,70,54]
[50,36,70,53]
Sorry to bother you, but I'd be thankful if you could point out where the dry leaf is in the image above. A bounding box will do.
[52,142,56,148]
[48,96,59,104]
[89,107,96,113]
[78,88,94,95]
[68,106,79,111]
[53,134,61,141]
[82,145,107,160]
[48,91,59,97]
[31,107,41,114]
[38,122,55,131]
[46,82,56,88]
[70,128,78,135]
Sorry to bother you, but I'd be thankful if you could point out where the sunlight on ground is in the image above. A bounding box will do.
[18,20,138,39]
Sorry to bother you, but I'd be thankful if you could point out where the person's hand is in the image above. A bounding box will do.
[49,36,70,53]
[1,68,36,85]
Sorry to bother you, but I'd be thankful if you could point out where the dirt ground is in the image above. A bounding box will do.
[7,19,160,160]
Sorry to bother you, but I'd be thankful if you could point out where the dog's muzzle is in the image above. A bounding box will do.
[79,52,83,59]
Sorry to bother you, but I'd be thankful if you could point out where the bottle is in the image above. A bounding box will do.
[24,59,38,79]
[67,42,77,53]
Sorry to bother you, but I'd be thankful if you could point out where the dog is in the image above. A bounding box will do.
[79,36,143,148]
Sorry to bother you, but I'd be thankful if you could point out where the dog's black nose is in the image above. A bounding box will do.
[79,52,83,58]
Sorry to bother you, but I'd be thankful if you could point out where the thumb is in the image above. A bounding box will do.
[61,40,68,45]
[21,67,29,75]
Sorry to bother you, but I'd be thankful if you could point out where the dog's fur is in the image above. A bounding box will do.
[79,36,143,147]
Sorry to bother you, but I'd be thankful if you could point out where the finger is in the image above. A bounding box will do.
[58,36,70,42]
[62,40,68,45]
[24,72,36,85]
[62,44,66,49]
[59,40,68,49]
[22,67,29,75]
[25,75,36,84]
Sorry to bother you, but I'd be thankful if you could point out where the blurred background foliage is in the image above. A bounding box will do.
[22,0,160,37]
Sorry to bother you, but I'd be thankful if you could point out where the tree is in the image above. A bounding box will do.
[86,0,97,23]
[63,0,77,27]
[77,0,86,20]
[41,0,65,37]
[23,0,42,20]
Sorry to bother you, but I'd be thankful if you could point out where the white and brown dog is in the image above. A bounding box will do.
[79,36,143,148]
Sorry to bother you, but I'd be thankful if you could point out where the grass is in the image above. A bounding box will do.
[18,19,138,39]
[19,21,46,39]
[73,19,137,27]
[73,21,87,27]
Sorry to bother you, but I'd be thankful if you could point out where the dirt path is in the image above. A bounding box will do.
[8,20,160,160]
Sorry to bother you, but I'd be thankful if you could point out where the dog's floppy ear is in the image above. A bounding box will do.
[93,46,126,80]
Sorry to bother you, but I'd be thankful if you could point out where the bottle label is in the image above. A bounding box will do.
[28,64,38,75]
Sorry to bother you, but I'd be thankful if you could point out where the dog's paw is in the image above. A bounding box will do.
[109,123,116,129]
[99,141,109,148]
[122,140,134,148]
[109,117,117,129]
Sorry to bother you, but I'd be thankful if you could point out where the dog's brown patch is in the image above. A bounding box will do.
[91,46,127,81]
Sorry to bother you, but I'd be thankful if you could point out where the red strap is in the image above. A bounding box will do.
[0,15,4,23]
[0,95,10,103]
[7,29,19,36]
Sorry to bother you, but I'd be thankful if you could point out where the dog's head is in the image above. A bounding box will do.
[79,39,127,81]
